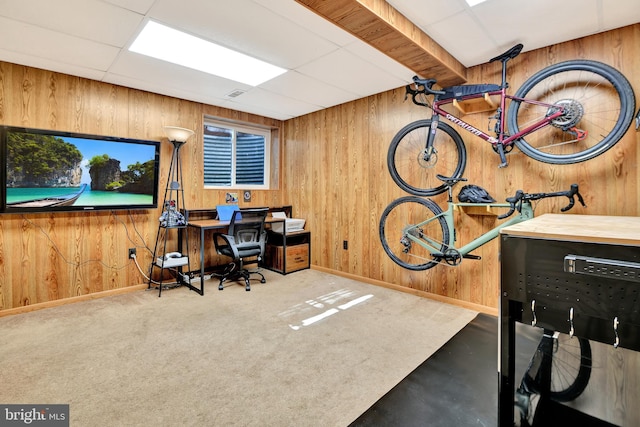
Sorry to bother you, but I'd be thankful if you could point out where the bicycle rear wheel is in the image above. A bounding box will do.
[522,331,592,402]
[508,60,635,164]
[387,119,466,196]
[379,196,449,270]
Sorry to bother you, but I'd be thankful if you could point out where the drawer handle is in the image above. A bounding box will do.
[613,317,619,348]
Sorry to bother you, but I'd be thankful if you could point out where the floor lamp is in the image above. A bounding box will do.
[149,126,196,297]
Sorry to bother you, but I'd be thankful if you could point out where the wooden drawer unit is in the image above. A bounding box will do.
[267,243,309,273]
[265,230,310,274]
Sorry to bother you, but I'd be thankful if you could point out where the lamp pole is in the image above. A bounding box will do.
[148,126,196,296]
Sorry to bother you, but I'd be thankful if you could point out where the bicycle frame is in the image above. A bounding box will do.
[430,90,565,148]
[405,200,534,258]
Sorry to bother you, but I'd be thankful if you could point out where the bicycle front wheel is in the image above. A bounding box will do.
[508,60,635,164]
[379,196,449,270]
[523,331,592,402]
[387,119,466,196]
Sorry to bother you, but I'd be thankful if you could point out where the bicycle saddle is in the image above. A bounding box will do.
[489,43,524,63]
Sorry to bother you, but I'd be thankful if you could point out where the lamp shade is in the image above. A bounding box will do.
[164,126,195,143]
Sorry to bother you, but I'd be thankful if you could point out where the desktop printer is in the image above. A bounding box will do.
[270,211,305,233]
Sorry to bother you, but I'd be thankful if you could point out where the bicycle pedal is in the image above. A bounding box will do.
[463,253,482,260]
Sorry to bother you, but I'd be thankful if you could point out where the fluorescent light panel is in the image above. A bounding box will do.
[129,21,286,86]
[466,0,488,6]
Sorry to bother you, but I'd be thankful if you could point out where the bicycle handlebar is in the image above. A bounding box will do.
[497,184,586,220]
[404,76,446,108]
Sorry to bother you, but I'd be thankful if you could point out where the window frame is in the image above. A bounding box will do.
[203,118,271,190]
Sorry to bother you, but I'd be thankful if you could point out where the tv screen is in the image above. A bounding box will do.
[0,126,161,213]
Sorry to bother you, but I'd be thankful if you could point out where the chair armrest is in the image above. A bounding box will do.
[213,233,240,259]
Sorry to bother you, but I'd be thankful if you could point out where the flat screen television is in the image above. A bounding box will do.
[0,126,161,213]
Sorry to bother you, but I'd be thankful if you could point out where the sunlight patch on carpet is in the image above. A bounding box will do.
[278,287,374,330]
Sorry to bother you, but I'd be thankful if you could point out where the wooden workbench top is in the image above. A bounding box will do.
[500,214,640,246]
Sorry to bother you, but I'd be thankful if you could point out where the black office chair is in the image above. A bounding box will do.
[213,208,268,291]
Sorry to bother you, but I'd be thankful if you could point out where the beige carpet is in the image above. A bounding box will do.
[0,269,477,426]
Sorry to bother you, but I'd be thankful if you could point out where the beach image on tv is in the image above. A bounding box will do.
[6,131,158,210]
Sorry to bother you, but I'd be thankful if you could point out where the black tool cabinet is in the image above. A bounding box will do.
[499,214,640,427]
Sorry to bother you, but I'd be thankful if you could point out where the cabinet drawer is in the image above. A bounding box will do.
[266,243,309,273]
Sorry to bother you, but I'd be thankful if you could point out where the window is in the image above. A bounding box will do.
[203,119,271,189]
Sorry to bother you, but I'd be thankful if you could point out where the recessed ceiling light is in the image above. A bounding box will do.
[129,20,287,86]
[466,0,488,6]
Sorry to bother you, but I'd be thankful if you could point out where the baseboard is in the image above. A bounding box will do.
[1,268,499,318]
[310,265,498,316]
[0,284,148,318]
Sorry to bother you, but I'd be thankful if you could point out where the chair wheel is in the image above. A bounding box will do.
[245,286,251,291]
[260,278,266,283]
[218,285,224,290]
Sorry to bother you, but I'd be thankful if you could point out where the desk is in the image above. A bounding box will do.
[180,207,288,294]
[499,214,640,426]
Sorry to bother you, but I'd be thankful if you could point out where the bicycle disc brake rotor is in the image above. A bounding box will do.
[547,99,584,130]
[418,147,437,168]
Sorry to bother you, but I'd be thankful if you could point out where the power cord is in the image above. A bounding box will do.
[130,253,180,288]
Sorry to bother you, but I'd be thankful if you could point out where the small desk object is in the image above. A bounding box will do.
[499,214,640,426]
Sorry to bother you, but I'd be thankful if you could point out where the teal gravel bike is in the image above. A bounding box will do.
[379,176,585,271]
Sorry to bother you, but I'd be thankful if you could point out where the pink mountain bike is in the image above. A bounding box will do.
[388,44,636,196]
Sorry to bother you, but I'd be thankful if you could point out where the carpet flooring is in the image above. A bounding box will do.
[0,269,477,426]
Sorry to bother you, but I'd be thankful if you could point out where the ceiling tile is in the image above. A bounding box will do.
[0,47,107,82]
[474,0,600,52]
[600,0,640,31]
[0,16,120,71]
[297,49,408,97]
[253,0,359,47]
[260,71,360,108]
[102,0,155,15]
[106,50,250,98]
[426,11,497,67]
[146,0,339,69]
[343,41,414,81]
[387,0,467,27]
[0,0,144,47]
[226,87,324,119]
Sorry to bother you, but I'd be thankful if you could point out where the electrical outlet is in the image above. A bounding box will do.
[343,240,348,250]
[128,248,136,259]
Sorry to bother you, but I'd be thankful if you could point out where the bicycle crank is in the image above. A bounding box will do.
[443,249,462,266]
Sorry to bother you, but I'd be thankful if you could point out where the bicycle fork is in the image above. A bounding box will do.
[422,115,440,162]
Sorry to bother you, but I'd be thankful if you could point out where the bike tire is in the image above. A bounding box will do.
[522,332,592,402]
[508,60,635,164]
[379,196,449,270]
[387,119,466,196]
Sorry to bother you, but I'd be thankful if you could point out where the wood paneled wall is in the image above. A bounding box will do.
[283,24,640,312]
[0,64,284,312]
[1,24,638,314]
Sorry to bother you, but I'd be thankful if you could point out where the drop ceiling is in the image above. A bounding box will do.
[0,0,637,121]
